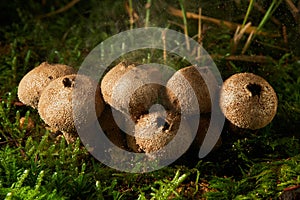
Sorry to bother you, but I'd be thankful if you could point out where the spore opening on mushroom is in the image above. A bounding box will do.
[63,77,73,87]
[246,83,262,97]
[156,117,170,131]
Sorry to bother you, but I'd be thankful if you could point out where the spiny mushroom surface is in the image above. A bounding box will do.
[38,74,104,143]
[165,66,217,115]
[18,62,76,108]
[132,111,192,159]
[219,72,277,130]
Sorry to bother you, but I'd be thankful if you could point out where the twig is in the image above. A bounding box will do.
[242,30,254,54]
[285,0,299,20]
[125,0,139,29]
[162,30,167,64]
[197,7,202,59]
[38,0,80,19]
[212,54,276,64]
[168,6,281,37]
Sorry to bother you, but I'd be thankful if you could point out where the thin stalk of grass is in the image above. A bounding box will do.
[145,0,151,28]
[242,0,255,27]
[243,0,282,53]
[257,0,282,31]
[178,0,190,50]
[128,0,134,30]
[197,7,202,59]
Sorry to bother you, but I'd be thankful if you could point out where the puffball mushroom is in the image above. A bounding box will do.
[38,74,104,143]
[219,72,278,130]
[132,111,192,159]
[103,63,162,121]
[18,62,76,109]
[101,61,137,105]
[165,66,217,115]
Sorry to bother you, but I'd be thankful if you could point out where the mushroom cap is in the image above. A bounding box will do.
[166,66,217,115]
[101,61,136,105]
[219,72,278,130]
[18,62,76,108]
[132,111,192,159]
[38,74,104,134]
[109,66,162,121]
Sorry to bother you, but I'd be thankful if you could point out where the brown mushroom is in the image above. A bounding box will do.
[165,66,218,115]
[219,72,278,130]
[38,74,104,143]
[131,111,192,160]
[101,61,137,105]
[98,105,127,150]
[18,62,76,109]
[107,65,162,121]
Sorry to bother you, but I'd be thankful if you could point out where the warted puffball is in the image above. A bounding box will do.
[105,65,162,121]
[165,66,217,115]
[18,62,76,109]
[38,74,104,143]
[219,72,278,130]
[132,111,192,160]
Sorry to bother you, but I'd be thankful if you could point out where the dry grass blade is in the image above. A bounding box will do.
[168,6,281,37]
[285,0,299,20]
[38,0,80,19]
[212,54,276,63]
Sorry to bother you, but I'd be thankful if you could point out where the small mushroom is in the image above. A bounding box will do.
[219,72,278,130]
[165,66,218,115]
[38,74,104,143]
[18,62,76,109]
[131,111,192,160]
[107,65,162,121]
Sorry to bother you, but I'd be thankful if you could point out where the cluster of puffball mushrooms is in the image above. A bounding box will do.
[18,61,278,159]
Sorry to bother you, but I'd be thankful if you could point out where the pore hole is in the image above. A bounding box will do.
[157,117,170,131]
[246,83,262,97]
[63,78,72,87]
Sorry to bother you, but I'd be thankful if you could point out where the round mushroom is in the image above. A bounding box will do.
[101,61,137,105]
[165,66,218,115]
[219,72,278,130]
[18,62,76,109]
[109,66,162,121]
[131,111,192,160]
[38,74,104,143]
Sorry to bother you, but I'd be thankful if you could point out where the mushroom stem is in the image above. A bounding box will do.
[61,131,77,144]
